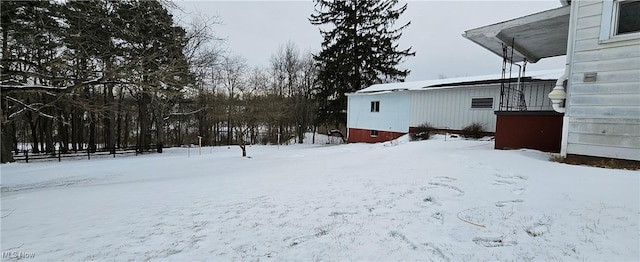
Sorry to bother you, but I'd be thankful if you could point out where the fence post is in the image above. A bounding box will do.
[58,148,61,162]
[25,150,29,163]
[87,149,90,160]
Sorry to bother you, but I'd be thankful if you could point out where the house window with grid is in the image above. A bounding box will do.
[370,101,380,112]
[370,130,378,137]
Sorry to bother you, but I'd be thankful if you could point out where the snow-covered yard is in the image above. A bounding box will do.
[1,135,638,261]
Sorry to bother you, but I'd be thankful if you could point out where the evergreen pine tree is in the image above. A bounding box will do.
[310,0,415,127]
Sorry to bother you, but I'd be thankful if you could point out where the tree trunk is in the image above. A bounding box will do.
[137,93,150,152]
[155,108,164,153]
[123,112,130,148]
[0,126,14,163]
[1,104,15,163]
[102,59,115,153]
[28,117,39,153]
[104,85,115,153]
[11,121,18,154]
[116,86,125,148]
[44,118,54,153]
[59,109,69,153]
[71,108,77,152]
[236,128,247,157]
[312,125,317,144]
[89,117,96,153]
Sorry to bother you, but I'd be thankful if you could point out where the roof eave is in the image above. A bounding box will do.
[463,5,570,63]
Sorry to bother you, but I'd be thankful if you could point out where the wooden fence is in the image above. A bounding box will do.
[12,146,157,163]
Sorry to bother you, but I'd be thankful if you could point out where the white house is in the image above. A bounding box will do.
[464,0,640,162]
[346,70,561,143]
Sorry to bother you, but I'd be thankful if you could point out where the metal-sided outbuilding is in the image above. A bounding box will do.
[347,70,562,143]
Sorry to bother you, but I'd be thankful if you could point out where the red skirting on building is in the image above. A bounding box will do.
[495,111,563,153]
[348,128,406,143]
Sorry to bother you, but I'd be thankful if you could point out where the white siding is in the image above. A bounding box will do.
[521,83,556,111]
[409,85,500,132]
[347,92,410,133]
[566,0,640,160]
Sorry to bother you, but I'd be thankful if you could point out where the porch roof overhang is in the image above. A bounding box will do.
[463,5,570,63]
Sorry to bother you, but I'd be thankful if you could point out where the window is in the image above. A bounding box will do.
[616,1,640,35]
[471,98,493,109]
[370,101,380,112]
[370,130,378,137]
[600,0,640,41]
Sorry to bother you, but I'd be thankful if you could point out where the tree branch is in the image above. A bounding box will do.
[4,96,70,126]
[163,107,206,120]
[0,77,104,92]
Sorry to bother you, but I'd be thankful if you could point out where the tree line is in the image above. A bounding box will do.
[1,1,318,162]
[1,0,413,163]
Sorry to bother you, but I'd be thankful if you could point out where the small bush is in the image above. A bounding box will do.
[410,123,434,141]
[549,155,565,163]
[461,122,486,139]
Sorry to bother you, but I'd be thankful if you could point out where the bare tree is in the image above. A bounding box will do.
[220,55,247,151]
[269,42,318,144]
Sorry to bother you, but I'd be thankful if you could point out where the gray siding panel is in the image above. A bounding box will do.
[572,44,640,63]
[570,82,640,95]
[566,0,640,161]
[409,85,499,132]
[570,69,640,83]
[577,1,603,17]
[574,37,639,51]
[575,14,602,29]
[575,26,601,41]
[571,57,640,73]
[569,94,640,106]
[567,132,640,149]
[568,117,640,136]
[568,106,640,118]
[567,143,640,160]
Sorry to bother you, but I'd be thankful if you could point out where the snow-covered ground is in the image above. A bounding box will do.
[1,134,638,261]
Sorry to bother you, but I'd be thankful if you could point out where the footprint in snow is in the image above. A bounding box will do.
[495,174,528,180]
[492,180,516,185]
[422,242,450,262]
[511,188,526,195]
[523,216,553,237]
[389,231,452,261]
[431,212,444,224]
[422,196,441,206]
[472,237,517,247]
[389,231,418,250]
[428,182,464,196]
[435,176,457,182]
[494,199,524,207]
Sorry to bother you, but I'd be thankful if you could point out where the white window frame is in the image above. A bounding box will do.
[599,0,640,43]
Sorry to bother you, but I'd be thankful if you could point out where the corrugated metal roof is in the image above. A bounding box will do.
[353,69,563,94]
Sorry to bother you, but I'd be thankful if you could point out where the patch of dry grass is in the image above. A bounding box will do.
[549,155,640,170]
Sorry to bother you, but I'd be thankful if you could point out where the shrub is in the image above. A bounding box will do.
[410,123,434,141]
[461,122,486,139]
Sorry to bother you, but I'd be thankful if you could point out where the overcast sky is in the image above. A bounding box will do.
[173,0,567,81]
